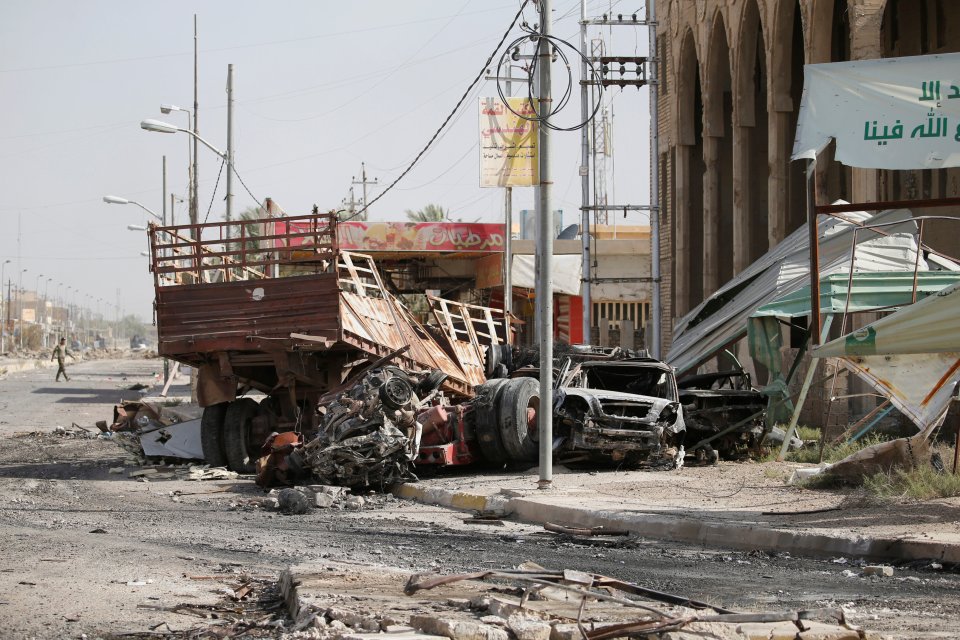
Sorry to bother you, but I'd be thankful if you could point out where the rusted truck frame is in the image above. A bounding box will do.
[148,211,510,473]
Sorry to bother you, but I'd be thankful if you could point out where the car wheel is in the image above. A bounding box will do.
[496,377,540,462]
[472,379,510,465]
[224,398,260,474]
[200,402,229,467]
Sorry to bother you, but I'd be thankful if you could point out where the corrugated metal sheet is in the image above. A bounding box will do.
[666,206,929,374]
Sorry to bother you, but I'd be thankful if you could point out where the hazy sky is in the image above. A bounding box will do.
[0,0,650,320]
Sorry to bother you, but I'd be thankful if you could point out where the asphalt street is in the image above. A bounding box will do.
[0,357,956,639]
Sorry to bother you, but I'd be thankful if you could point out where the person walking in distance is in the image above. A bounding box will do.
[51,337,74,382]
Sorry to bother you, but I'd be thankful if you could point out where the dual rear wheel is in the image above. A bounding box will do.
[474,377,540,464]
[200,397,273,473]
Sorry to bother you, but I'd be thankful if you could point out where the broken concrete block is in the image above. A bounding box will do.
[382,625,415,633]
[551,624,584,640]
[327,606,379,631]
[411,614,510,640]
[345,496,365,510]
[863,565,894,577]
[314,493,336,508]
[479,616,506,626]
[485,597,522,619]
[128,469,158,477]
[737,621,861,640]
[507,615,552,640]
[108,467,124,474]
[310,484,348,498]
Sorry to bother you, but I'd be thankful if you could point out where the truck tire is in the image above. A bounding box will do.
[472,379,510,465]
[200,403,229,467]
[496,377,540,462]
[224,398,260,474]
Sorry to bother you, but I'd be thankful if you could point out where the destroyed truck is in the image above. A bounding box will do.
[147,209,687,480]
[147,209,511,474]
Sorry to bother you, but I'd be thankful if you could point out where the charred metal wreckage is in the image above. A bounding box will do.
[147,210,721,488]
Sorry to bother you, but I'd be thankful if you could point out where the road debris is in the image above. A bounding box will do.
[403,568,863,639]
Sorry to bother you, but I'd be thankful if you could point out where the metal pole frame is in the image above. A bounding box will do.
[536,0,554,489]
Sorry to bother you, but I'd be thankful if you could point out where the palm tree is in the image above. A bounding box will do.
[404,203,449,222]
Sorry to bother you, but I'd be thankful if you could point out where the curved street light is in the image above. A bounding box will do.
[141,119,226,159]
[103,195,162,222]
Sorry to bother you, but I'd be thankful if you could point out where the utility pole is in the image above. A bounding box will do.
[225,63,235,232]
[162,155,167,226]
[648,1,661,358]
[580,11,654,353]
[352,163,378,216]
[579,0,591,345]
[536,0,554,490]
[191,14,200,227]
[342,187,358,218]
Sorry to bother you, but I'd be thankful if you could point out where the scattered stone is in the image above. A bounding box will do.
[411,614,510,640]
[863,565,894,577]
[327,606,379,631]
[480,616,506,626]
[315,493,337,508]
[128,469,158,478]
[108,467,124,474]
[278,488,310,515]
[507,615,552,640]
[382,625,416,633]
[345,496,365,510]
[310,484,348,498]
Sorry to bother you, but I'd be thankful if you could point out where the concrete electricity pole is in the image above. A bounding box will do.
[191,14,200,227]
[226,63,235,231]
[536,0,554,489]
[352,163,378,216]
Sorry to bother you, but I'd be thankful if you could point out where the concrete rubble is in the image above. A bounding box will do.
[279,563,869,640]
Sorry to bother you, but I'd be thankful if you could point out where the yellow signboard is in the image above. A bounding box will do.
[479,97,538,188]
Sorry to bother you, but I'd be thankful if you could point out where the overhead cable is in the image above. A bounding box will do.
[342,0,531,222]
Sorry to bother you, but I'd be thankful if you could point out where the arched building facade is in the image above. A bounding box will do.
[656,0,960,351]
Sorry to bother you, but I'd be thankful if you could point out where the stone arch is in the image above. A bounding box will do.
[673,28,704,316]
[702,11,734,293]
[732,0,769,270]
[768,1,807,238]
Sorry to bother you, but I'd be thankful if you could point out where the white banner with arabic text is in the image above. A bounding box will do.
[792,53,960,169]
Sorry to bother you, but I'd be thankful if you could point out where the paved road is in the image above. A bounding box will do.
[0,357,956,639]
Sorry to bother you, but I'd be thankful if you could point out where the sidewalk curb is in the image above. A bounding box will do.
[393,483,957,564]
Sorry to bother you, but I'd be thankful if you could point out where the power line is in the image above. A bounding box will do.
[342,0,531,222]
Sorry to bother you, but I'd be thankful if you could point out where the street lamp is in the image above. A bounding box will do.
[17,268,26,349]
[33,273,43,343]
[127,224,148,232]
[103,195,162,222]
[1,259,10,352]
[141,118,233,230]
[160,104,195,227]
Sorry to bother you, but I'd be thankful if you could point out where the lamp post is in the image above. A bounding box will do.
[34,274,44,330]
[160,103,195,226]
[1,259,9,352]
[141,118,232,232]
[103,195,162,222]
[42,276,52,347]
[17,268,26,350]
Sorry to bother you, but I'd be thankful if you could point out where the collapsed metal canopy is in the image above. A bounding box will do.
[666,206,936,375]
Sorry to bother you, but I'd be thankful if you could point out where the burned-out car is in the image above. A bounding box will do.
[468,357,685,468]
[556,359,686,467]
[677,369,767,462]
